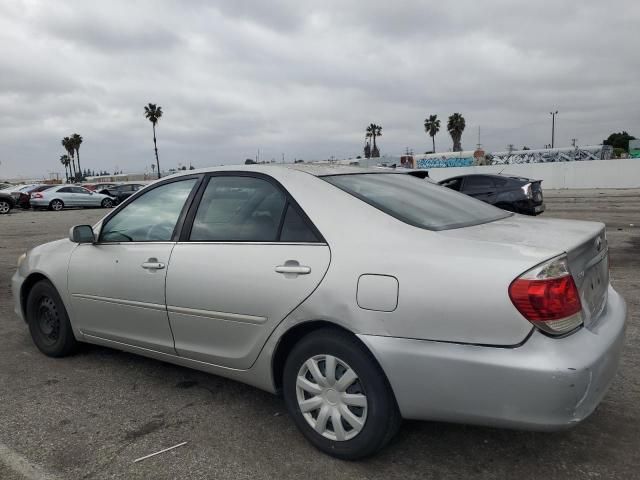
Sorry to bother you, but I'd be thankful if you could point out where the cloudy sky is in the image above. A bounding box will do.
[1,0,638,179]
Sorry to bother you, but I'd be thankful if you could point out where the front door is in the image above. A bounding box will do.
[68,177,199,353]
[165,174,330,369]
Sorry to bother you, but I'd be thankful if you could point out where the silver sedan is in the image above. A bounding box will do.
[12,165,627,459]
[30,185,115,210]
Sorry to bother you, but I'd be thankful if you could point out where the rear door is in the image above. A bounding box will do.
[461,175,497,204]
[165,173,330,369]
[55,187,76,205]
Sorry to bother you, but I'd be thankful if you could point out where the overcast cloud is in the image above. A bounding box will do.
[1,0,639,178]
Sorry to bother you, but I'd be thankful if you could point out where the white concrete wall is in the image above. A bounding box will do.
[426,159,640,189]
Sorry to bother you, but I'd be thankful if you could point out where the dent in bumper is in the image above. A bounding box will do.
[359,286,626,430]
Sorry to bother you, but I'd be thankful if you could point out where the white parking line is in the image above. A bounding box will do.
[0,442,60,480]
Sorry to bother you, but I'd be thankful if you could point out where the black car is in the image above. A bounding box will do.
[439,173,544,215]
[100,183,145,204]
[0,191,16,214]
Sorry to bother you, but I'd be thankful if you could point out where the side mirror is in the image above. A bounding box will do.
[69,225,95,244]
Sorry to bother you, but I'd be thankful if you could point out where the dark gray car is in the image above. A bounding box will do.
[439,173,545,215]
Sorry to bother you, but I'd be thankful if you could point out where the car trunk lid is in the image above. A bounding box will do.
[440,215,608,328]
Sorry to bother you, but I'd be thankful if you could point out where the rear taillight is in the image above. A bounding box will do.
[509,255,583,335]
[32,193,43,199]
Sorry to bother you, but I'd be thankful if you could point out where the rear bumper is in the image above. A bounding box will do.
[514,199,545,215]
[359,285,626,430]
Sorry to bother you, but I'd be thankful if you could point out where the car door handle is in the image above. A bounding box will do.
[141,262,165,270]
[275,265,311,275]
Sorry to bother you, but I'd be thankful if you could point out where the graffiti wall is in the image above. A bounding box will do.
[416,157,475,168]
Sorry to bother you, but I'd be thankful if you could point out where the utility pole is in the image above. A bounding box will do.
[550,110,558,148]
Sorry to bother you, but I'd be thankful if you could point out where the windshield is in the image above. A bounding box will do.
[323,173,511,230]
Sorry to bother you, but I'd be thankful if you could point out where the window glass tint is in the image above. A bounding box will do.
[463,176,495,190]
[493,177,508,187]
[190,176,286,241]
[58,187,72,193]
[324,174,510,231]
[280,205,320,242]
[100,179,197,242]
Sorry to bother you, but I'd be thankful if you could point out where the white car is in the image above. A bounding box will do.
[30,185,115,210]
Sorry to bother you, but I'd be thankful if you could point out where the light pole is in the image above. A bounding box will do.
[550,110,558,148]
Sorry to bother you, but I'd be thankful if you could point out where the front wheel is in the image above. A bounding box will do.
[283,328,401,460]
[49,199,64,211]
[101,198,114,208]
[25,280,79,357]
[0,199,11,214]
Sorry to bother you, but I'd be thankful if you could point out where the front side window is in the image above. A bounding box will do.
[100,179,197,242]
[324,173,511,231]
[190,176,286,241]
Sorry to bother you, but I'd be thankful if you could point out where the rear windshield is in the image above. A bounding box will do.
[323,173,511,230]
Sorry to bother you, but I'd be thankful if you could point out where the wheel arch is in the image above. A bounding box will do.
[271,320,395,398]
[20,272,52,322]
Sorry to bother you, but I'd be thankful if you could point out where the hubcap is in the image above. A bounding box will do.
[296,355,368,441]
[0,202,9,213]
[37,296,60,345]
[52,201,62,211]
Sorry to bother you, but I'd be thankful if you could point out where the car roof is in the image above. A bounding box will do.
[441,173,535,182]
[163,163,409,180]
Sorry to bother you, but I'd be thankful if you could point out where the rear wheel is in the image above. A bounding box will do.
[101,198,114,208]
[25,280,78,357]
[0,199,11,214]
[49,199,64,211]
[283,328,401,460]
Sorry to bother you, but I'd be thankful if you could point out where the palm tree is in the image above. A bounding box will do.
[424,114,441,153]
[447,113,466,152]
[61,137,77,180]
[366,123,382,158]
[144,103,163,178]
[71,133,83,179]
[59,155,71,183]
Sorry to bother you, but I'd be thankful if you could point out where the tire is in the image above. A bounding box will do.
[0,199,11,214]
[49,199,64,211]
[25,280,79,357]
[283,328,401,460]
[101,198,114,208]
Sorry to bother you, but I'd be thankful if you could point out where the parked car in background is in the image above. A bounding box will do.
[15,184,55,209]
[12,165,625,459]
[101,183,146,204]
[84,183,121,192]
[0,191,16,214]
[30,185,115,210]
[439,174,545,215]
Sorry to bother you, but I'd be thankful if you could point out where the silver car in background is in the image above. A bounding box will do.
[12,165,627,459]
[30,185,115,210]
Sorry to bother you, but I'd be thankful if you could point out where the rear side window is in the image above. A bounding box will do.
[463,176,495,191]
[280,205,320,242]
[324,173,511,231]
[190,176,286,241]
